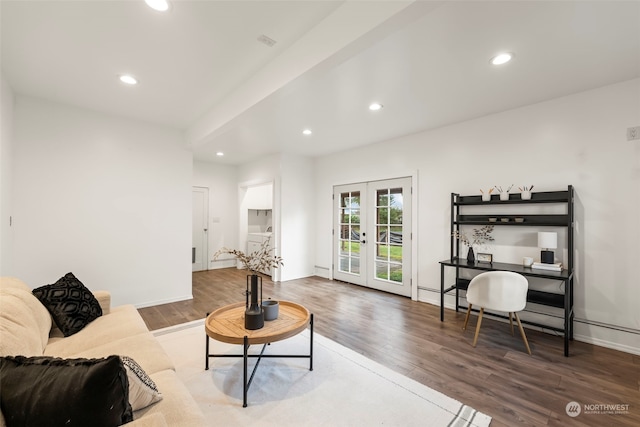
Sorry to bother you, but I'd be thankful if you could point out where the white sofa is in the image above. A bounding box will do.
[0,277,206,427]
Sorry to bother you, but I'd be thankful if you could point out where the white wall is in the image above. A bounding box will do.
[237,155,280,279]
[238,154,282,185]
[193,160,238,270]
[12,96,193,307]
[314,79,640,354]
[279,153,315,281]
[0,75,14,276]
[236,153,316,282]
[245,184,273,210]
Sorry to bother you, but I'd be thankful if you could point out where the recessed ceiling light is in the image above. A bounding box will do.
[119,74,138,85]
[490,52,514,65]
[369,103,383,111]
[216,152,224,157]
[302,129,312,136]
[145,0,170,12]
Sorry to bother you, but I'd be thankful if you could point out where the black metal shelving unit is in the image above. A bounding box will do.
[440,185,575,356]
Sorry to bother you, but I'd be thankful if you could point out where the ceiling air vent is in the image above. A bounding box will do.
[257,34,277,47]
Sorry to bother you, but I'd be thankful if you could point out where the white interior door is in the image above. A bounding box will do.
[192,187,209,272]
[333,178,412,297]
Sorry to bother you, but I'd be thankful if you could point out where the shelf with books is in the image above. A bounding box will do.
[531,262,562,272]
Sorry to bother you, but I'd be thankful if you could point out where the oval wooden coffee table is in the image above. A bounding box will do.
[204,301,314,407]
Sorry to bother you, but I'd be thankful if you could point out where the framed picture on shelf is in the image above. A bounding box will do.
[477,253,493,263]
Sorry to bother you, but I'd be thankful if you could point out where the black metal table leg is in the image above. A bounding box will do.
[564,279,570,357]
[205,334,210,370]
[205,312,210,370]
[310,313,314,371]
[440,263,445,321]
[243,336,248,407]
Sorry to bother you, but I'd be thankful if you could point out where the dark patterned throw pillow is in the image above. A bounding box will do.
[33,272,102,337]
[0,355,133,427]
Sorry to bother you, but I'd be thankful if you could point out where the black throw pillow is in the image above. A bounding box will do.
[32,272,102,337]
[0,355,133,427]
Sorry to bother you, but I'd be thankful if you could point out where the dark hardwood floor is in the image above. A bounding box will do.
[138,268,639,427]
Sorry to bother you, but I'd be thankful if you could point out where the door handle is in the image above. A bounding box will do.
[361,240,366,244]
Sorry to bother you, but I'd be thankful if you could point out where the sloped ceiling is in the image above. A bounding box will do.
[2,1,639,165]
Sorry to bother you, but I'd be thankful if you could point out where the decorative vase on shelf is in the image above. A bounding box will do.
[467,247,475,264]
[244,274,264,330]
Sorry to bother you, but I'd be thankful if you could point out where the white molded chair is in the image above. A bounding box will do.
[462,271,532,355]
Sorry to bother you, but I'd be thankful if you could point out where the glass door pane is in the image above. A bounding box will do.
[333,183,367,286]
[339,191,361,275]
[375,188,403,283]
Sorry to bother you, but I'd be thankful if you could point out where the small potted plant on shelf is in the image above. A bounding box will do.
[452,225,495,264]
[212,238,283,330]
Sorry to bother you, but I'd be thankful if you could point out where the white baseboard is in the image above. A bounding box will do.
[418,287,455,308]
[208,260,237,269]
[417,286,640,356]
[135,294,193,309]
[573,333,640,356]
[314,265,330,279]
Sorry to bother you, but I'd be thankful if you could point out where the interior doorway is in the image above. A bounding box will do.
[192,187,209,272]
[333,177,412,297]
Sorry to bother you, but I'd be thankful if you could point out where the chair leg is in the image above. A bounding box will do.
[509,312,514,336]
[514,312,532,355]
[463,303,472,331]
[472,308,484,347]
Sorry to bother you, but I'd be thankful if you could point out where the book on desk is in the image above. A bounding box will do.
[531,262,563,272]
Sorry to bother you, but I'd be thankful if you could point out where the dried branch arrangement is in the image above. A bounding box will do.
[452,225,495,248]
[213,237,283,276]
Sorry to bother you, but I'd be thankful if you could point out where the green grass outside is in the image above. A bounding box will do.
[376,269,403,282]
[340,242,402,261]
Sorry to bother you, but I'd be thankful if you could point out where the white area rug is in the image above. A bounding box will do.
[154,320,491,427]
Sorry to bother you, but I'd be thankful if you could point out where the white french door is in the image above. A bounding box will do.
[333,177,412,297]
[334,183,367,286]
